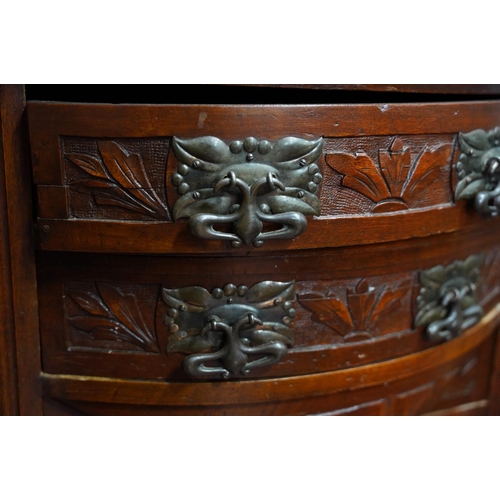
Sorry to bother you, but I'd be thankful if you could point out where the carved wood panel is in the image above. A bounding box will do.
[64,273,417,356]
[323,134,455,215]
[296,274,414,344]
[66,281,160,353]
[40,133,457,224]
[62,138,171,221]
[35,244,499,381]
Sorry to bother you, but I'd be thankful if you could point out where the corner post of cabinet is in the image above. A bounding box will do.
[0,84,43,415]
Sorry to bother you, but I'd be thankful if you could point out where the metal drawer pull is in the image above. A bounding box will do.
[171,136,323,247]
[455,127,500,216]
[415,254,483,341]
[162,280,296,379]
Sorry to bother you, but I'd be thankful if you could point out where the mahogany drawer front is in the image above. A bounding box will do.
[41,318,497,415]
[28,95,500,415]
[28,101,500,254]
[37,224,500,382]
[5,84,500,416]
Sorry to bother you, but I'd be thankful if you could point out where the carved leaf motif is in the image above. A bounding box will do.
[368,278,412,328]
[246,281,295,307]
[298,295,354,337]
[70,286,159,353]
[70,315,123,333]
[67,154,110,179]
[356,279,370,294]
[378,139,411,195]
[70,291,109,316]
[327,152,391,202]
[348,279,377,332]
[97,141,169,218]
[96,284,153,343]
[327,139,452,209]
[97,141,153,190]
[67,141,170,220]
[94,188,159,216]
[300,278,411,338]
[402,144,452,201]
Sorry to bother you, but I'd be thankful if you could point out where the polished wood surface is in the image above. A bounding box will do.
[2,84,500,415]
[0,85,42,415]
[29,100,500,254]
[36,227,500,381]
[41,306,498,415]
[0,85,20,415]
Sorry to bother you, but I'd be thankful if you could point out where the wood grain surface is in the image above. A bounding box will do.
[3,85,500,414]
[41,303,499,415]
[0,85,42,415]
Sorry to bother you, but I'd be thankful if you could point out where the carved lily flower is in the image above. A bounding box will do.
[298,278,411,341]
[326,138,451,213]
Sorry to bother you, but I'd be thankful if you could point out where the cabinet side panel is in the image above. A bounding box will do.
[0,85,42,415]
[0,87,19,415]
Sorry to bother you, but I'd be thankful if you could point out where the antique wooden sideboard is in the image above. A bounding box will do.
[2,83,500,415]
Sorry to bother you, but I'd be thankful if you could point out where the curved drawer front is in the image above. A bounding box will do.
[30,98,500,416]
[29,101,500,254]
[37,223,500,382]
[42,310,498,415]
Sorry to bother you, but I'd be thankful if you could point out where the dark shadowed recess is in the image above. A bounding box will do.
[25,84,500,105]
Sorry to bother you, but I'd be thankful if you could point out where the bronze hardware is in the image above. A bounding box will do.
[162,280,296,378]
[171,136,323,247]
[455,127,500,216]
[415,255,483,341]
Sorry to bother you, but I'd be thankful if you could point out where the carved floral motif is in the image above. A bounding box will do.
[325,138,452,213]
[298,277,412,341]
[66,141,170,219]
[69,283,160,352]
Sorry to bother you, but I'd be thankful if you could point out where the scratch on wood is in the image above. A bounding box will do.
[198,112,208,129]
